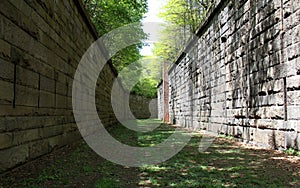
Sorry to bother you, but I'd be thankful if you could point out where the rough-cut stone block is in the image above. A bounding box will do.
[16,65,39,88]
[0,58,14,82]
[0,144,29,172]
[48,135,64,150]
[0,132,13,149]
[56,94,67,109]
[39,91,55,108]
[288,106,300,120]
[287,75,300,90]
[56,81,67,96]
[15,84,39,107]
[28,140,49,159]
[13,129,40,145]
[0,80,13,105]
[0,39,11,59]
[287,91,300,105]
[40,75,55,92]
[39,125,63,139]
[252,128,274,148]
[63,123,78,133]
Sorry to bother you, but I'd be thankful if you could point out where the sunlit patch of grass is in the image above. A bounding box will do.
[215,148,242,154]
[137,123,176,147]
[140,165,168,172]
[139,177,160,186]
[3,119,299,187]
[134,120,300,187]
[284,148,300,156]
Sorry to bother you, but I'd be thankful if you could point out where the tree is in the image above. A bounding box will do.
[84,0,161,98]
[83,0,148,72]
[120,56,162,98]
[153,0,212,64]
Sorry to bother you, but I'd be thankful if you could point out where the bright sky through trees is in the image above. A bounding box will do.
[140,0,166,56]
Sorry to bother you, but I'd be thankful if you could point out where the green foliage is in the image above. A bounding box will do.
[2,119,300,187]
[153,0,212,64]
[83,0,148,73]
[83,0,162,98]
[82,0,212,98]
[131,78,158,98]
[84,0,147,35]
[284,148,300,156]
[119,56,161,98]
[131,56,161,98]
[94,178,120,188]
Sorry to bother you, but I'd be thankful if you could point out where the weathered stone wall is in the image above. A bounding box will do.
[130,95,158,119]
[165,0,300,150]
[0,0,154,173]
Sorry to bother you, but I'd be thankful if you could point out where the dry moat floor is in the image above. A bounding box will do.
[1,119,300,188]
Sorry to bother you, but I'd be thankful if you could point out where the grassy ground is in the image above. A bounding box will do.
[0,119,299,187]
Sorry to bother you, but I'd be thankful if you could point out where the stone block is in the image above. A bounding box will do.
[255,106,285,119]
[40,75,55,92]
[0,116,60,132]
[13,129,40,145]
[0,58,14,82]
[63,123,78,133]
[62,131,81,145]
[0,132,13,149]
[48,134,64,150]
[56,81,67,96]
[0,0,38,40]
[39,125,63,138]
[283,5,300,30]
[0,39,11,59]
[16,65,39,88]
[15,84,39,107]
[0,144,29,172]
[252,128,274,148]
[39,90,55,108]
[0,80,13,105]
[28,140,49,159]
[8,0,32,17]
[287,91,300,105]
[288,106,300,120]
[22,54,55,79]
[287,75,300,90]
[56,94,67,109]
[249,119,284,130]
[284,42,300,61]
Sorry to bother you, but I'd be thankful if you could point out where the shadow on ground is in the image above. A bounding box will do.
[1,120,299,187]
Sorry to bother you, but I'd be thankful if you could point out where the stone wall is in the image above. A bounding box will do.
[130,95,158,119]
[164,0,300,150]
[0,0,155,173]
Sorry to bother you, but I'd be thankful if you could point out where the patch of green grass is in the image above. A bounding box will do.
[284,148,300,156]
[83,165,94,173]
[135,121,300,188]
[218,134,234,140]
[2,119,299,187]
[94,178,120,188]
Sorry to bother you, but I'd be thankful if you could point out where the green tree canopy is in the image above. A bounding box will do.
[153,0,212,64]
[84,0,162,98]
[83,0,148,72]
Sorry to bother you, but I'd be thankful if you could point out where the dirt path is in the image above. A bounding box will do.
[1,120,299,187]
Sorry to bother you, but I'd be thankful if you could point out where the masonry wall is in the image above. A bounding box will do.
[130,95,158,119]
[0,0,154,173]
[165,0,300,150]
